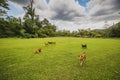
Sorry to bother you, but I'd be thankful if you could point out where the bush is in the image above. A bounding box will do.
[95,34,102,38]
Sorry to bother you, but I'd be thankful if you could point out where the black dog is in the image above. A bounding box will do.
[82,44,87,49]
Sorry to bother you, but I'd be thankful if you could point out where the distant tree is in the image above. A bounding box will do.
[56,30,71,37]
[107,22,120,37]
[78,29,88,37]
[71,31,78,37]
[95,34,102,38]
[88,31,95,37]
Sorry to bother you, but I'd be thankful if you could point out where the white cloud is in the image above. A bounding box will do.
[52,19,120,31]
[34,0,48,10]
[49,0,85,21]
[87,0,120,21]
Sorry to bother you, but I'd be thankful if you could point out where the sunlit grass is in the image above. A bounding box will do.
[0,37,120,80]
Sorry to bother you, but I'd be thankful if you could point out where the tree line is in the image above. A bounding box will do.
[0,0,120,38]
[55,22,120,38]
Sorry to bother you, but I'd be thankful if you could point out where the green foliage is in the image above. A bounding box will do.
[56,30,72,37]
[88,31,95,37]
[23,19,35,34]
[0,17,21,38]
[78,29,88,37]
[23,0,35,21]
[107,22,120,37]
[95,34,102,38]
[0,0,9,16]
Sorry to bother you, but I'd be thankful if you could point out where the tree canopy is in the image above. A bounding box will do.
[0,0,9,16]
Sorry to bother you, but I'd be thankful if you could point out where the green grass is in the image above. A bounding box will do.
[0,37,120,80]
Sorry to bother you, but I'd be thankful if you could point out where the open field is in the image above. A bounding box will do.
[0,37,120,80]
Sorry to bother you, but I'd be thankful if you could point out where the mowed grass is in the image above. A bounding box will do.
[0,37,120,80]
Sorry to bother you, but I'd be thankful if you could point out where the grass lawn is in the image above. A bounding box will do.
[0,37,120,80]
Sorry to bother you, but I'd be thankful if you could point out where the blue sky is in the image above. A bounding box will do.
[77,0,90,12]
[46,0,50,3]
[77,0,90,7]
[7,1,24,17]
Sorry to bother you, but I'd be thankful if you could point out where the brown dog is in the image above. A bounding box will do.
[34,48,41,54]
[78,52,86,66]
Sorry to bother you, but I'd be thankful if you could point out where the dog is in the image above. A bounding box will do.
[78,52,86,66]
[34,48,41,54]
[45,42,56,46]
[48,41,56,44]
[82,44,87,49]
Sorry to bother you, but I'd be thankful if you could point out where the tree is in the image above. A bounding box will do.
[0,0,9,16]
[78,29,88,37]
[22,0,57,38]
[23,0,36,21]
[0,16,22,37]
[107,22,120,37]
[88,31,95,37]
[71,31,78,37]
[23,0,39,37]
[38,18,56,37]
[41,18,51,26]
[6,16,22,37]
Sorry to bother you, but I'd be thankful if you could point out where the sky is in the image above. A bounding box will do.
[7,0,120,31]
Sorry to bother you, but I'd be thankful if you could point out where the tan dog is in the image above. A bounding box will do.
[78,52,86,66]
[34,48,41,54]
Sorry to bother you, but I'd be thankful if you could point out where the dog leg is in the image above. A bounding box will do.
[80,62,83,66]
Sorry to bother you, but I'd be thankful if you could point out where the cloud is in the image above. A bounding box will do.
[87,0,120,21]
[34,0,48,10]
[8,0,120,21]
[8,0,120,31]
[49,0,85,21]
